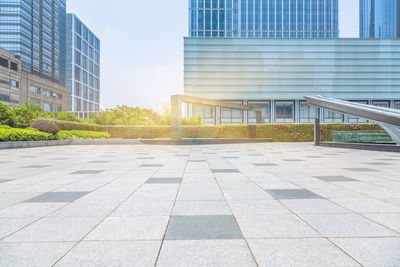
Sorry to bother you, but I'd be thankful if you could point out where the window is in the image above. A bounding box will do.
[75,98,82,111]
[220,101,243,125]
[55,106,62,112]
[30,86,40,94]
[42,90,51,97]
[324,109,343,123]
[372,101,390,108]
[300,102,319,123]
[74,66,81,81]
[248,101,271,124]
[275,101,295,123]
[0,94,10,102]
[0,57,8,68]
[395,102,400,109]
[83,86,88,99]
[10,62,18,71]
[10,80,18,88]
[75,82,81,97]
[43,103,51,111]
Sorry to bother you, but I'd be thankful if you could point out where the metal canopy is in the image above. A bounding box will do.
[305,96,400,145]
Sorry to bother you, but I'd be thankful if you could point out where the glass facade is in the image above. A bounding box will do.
[184,38,400,123]
[66,13,100,117]
[0,0,66,85]
[360,0,400,38]
[189,0,339,38]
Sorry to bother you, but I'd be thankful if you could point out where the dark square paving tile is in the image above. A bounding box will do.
[71,170,104,175]
[254,163,278,167]
[51,158,69,160]
[140,164,163,167]
[175,155,189,157]
[266,189,324,200]
[165,215,243,240]
[25,192,90,203]
[212,169,240,173]
[283,159,304,162]
[89,161,110,163]
[249,154,264,156]
[344,168,378,172]
[223,157,240,159]
[314,176,358,182]
[137,157,155,159]
[305,156,323,159]
[146,178,182,184]
[0,179,12,184]
[188,160,207,162]
[22,165,51,168]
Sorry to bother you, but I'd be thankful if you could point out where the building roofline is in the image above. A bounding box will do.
[67,13,100,41]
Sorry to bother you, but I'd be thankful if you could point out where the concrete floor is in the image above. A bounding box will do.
[0,143,400,266]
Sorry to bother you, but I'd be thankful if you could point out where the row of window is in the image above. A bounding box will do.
[192,100,400,124]
[0,79,19,88]
[74,17,100,50]
[0,56,18,71]
[74,65,100,90]
[0,93,18,104]
[74,81,100,103]
[74,97,99,112]
[29,86,62,99]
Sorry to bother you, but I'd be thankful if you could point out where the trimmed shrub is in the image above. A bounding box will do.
[30,120,59,134]
[57,130,111,140]
[107,123,383,142]
[108,126,170,139]
[55,120,106,132]
[55,111,81,122]
[0,128,54,142]
[0,125,11,129]
[10,105,37,128]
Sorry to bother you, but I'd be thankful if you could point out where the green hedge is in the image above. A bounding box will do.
[108,126,170,139]
[0,128,54,142]
[54,120,106,132]
[57,130,111,140]
[107,124,383,142]
[0,123,385,143]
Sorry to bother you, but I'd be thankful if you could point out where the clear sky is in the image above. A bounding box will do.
[67,0,359,110]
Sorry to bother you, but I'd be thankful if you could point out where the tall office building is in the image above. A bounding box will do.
[66,13,100,118]
[189,0,339,38]
[0,0,67,85]
[360,0,400,38]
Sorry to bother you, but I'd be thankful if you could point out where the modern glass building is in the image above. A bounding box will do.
[189,0,339,38]
[184,38,400,124]
[360,0,400,38]
[66,13,100,118]
[0,0,67,85]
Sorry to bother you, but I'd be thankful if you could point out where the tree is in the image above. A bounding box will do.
[0,102,13,126]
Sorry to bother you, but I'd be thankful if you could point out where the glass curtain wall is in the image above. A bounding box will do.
[0,0,67,85]
[360,0,400,38]
[299,102,319,123]
[189,0,339,38]
[248,101,271,124]
[275,101,295,123]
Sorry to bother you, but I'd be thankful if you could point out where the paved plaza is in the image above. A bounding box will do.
[0,143,400,266]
